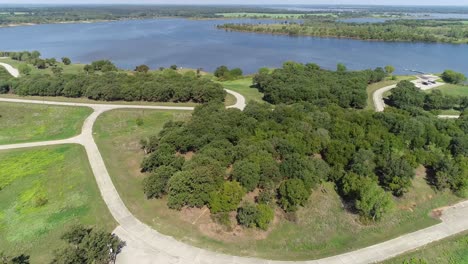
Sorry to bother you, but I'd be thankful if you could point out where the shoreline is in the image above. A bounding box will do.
[217,26,468,45]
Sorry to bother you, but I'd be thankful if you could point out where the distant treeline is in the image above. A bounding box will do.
[218,19,468,44]
[0,5,319,25]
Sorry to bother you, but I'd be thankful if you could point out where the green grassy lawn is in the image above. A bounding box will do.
[0,145,116,262]
[221,77,265,103]
[381,232,468,264]
[434,84,468,97]
[93,109,460,260]
[366,76,417,110]
[0,57,85,75]
[0,102,92,144]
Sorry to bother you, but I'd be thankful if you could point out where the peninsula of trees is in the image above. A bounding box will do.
[218,19,468,44]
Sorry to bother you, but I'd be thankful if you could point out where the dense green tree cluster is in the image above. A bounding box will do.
[141,93,468,222]
[218,18,468,44]
[388,80,468,111]
[441,70,467,84]
[51,225,124,264]
[214,65,243,81]
[253,61,385,108]
[0,67,14,93]
[10,70,225,103]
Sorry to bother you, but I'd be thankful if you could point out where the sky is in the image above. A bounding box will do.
[0,0,467,6]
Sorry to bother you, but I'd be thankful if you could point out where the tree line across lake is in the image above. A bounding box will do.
[218,18,468,44]
[140,62,468,230]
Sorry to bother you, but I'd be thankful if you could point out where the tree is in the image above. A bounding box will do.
[61,57,71,65]
[143,166,178,199]
[378,155,414,196]
[51,225,124,264]
[170,65,178,70]
[342,173,394,221]
[388,80,425,109]
[232,160,261,192]
[214,65,229,78]
[337,63,347,72]
[384,65,395,76]
[278,179,310,212]
[135,64,150,73]
[0,253,30,264]
[209,181,245,213]
[441,70,467,84]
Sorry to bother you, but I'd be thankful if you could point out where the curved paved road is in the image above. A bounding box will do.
[372,76,460,119]
[1,63,467,264]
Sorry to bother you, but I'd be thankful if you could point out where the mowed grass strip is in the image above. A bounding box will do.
[381,231,468,264]
[93,109,460,260]
[0,145,116,263]
[0,102,92,144]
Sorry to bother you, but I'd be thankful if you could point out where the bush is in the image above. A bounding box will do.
[209,181,245,213]
[237,203,258,228]
[255,204,274,230]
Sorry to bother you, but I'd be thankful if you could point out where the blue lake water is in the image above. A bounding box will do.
[0,18,467,75]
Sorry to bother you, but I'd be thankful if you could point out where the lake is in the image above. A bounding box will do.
[0,18,467,75]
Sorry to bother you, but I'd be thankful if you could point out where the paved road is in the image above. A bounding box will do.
[372,76,460,118]
[1,63,467,264]
[0,62,20,77]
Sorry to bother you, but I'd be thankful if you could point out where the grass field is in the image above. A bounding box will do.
[221,77,265,103]
[0,102,92,144]
[434,84,468,97]
[366,76,417,110]
[0,57,85,75]
[381,232,468,264]
[0,145,116,262]
[93,109,460,260]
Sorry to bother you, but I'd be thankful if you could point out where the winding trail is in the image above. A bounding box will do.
[1,63,467,264]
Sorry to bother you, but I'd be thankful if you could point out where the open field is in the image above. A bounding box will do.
[93,109,460,260]
[0,102,92,144]
[0,145,116,262]
[0,57,85,75]
[381,231,468,264]
[366,76,417,110]
[434,84,468,97]
[221,77,265,103]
